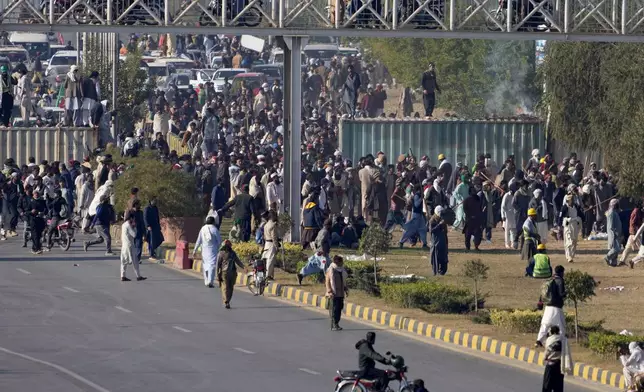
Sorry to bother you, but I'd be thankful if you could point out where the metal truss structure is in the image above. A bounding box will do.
[1,0,644,41]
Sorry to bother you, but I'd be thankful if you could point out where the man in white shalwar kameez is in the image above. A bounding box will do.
[560,194,583,263]
[620,342,644,390]
[500,188,516,249]
[121,216,145,281]
[537,265,573,373]
[192,216,222,288]
[265,173,283,214]
[627,222,644,269]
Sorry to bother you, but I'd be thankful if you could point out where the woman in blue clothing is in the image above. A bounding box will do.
[399,185,427,249]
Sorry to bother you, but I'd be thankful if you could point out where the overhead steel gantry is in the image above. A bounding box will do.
[2,0,644,42]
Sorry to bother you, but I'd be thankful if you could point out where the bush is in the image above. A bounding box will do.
[113,158,205,218]
[490,309,575,333]
[471,310,492,325]
[280,243,307,273]
[587,332,644,358]
[489,309,603,338]
[232,242,305,273]
[345,261,382,296]
[380,281,479,314]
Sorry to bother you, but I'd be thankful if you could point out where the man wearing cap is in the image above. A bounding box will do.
[526,244,552,278]
[0,64,18,126]
[265,172,283,214]
[522,208,541,260]
[437,154,452,190]
[529,188,549,245]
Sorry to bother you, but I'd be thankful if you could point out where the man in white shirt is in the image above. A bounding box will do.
[265,173,283,214]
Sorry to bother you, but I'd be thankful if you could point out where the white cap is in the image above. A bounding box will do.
[257,154,265,160]
[434,206,444,215]
[270,173,278,179]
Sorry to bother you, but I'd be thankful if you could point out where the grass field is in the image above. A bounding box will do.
[260,224,642,373]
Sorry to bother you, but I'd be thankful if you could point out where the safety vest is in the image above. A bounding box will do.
[532,253,552,279]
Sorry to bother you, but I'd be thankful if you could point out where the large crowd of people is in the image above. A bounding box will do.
[1,33,644,392]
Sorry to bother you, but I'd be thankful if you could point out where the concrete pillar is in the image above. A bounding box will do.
[280,36,306,242]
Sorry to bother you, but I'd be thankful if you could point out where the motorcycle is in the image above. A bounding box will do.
[199,0,263,27]
[246,257,267,296]
[333,352,413,392]
[43,218,74,251]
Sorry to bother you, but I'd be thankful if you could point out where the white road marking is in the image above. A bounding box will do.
[0,345,111,392]
[172,326,192,333]
[63,287,79,293]
[298,368,321,375]
[233,347,255,354]
[16,268,31,275]
[114,306,132,314]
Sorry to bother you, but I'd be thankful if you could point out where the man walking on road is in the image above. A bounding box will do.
[120,215,146,282]
[216,240,245,309]
[325,255,348,331]
[193,216,222,288]
[84,195,115,255]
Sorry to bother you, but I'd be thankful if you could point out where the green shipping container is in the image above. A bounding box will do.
[339,119,545,169]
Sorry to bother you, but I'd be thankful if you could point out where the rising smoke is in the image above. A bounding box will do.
[484,40,537,116]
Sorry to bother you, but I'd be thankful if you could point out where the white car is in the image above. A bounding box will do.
[211,68,248,92]
[45,50,78,77]
[189,69,215,88]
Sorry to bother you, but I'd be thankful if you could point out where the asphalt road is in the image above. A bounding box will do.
[0,233,612,392]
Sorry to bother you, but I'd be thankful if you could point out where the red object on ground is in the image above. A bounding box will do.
[175,240,192,270]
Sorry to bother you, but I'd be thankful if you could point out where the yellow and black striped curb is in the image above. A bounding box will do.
[273,284,625,389]
[156,249,624,389]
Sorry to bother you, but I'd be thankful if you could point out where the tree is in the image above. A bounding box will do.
[358,224,391,284]
[276,212,294,269]
[463,259,489,312]
[360,38,538,117]
[540,42,644,198]
[113,156,205,218]
[82,35,113,101]
[564,269,598,343]
[116,49,154,133]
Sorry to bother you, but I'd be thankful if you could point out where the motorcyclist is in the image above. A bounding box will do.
[355,332,390,391]
[45,189,68,251]
[28,190,47,254]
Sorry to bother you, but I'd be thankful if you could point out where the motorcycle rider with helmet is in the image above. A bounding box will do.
[355,332,391,391]
[45,189,68,251]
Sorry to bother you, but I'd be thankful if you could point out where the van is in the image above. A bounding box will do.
[269,48,305,65]
[9,32,50,59]
[303,44,339,67]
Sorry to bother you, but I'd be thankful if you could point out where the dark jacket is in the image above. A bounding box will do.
[421,70,440,93]
[92,203,115,227]
[82,78,99,101]
[546,275,566,308]
[221,192,254,222]
[355,339,387,371]
[211,184,226,211]
[302,201,324,229]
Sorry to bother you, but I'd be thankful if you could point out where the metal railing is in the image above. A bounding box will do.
[1,0,644,39]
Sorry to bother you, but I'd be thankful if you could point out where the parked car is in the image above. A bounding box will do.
[251,64,282,86]
[212,68,248,92]
[189,69,216,88]
[159,73,191,91]
[0,46,30,68]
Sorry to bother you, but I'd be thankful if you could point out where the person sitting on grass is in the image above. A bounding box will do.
[526,243,552,279]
